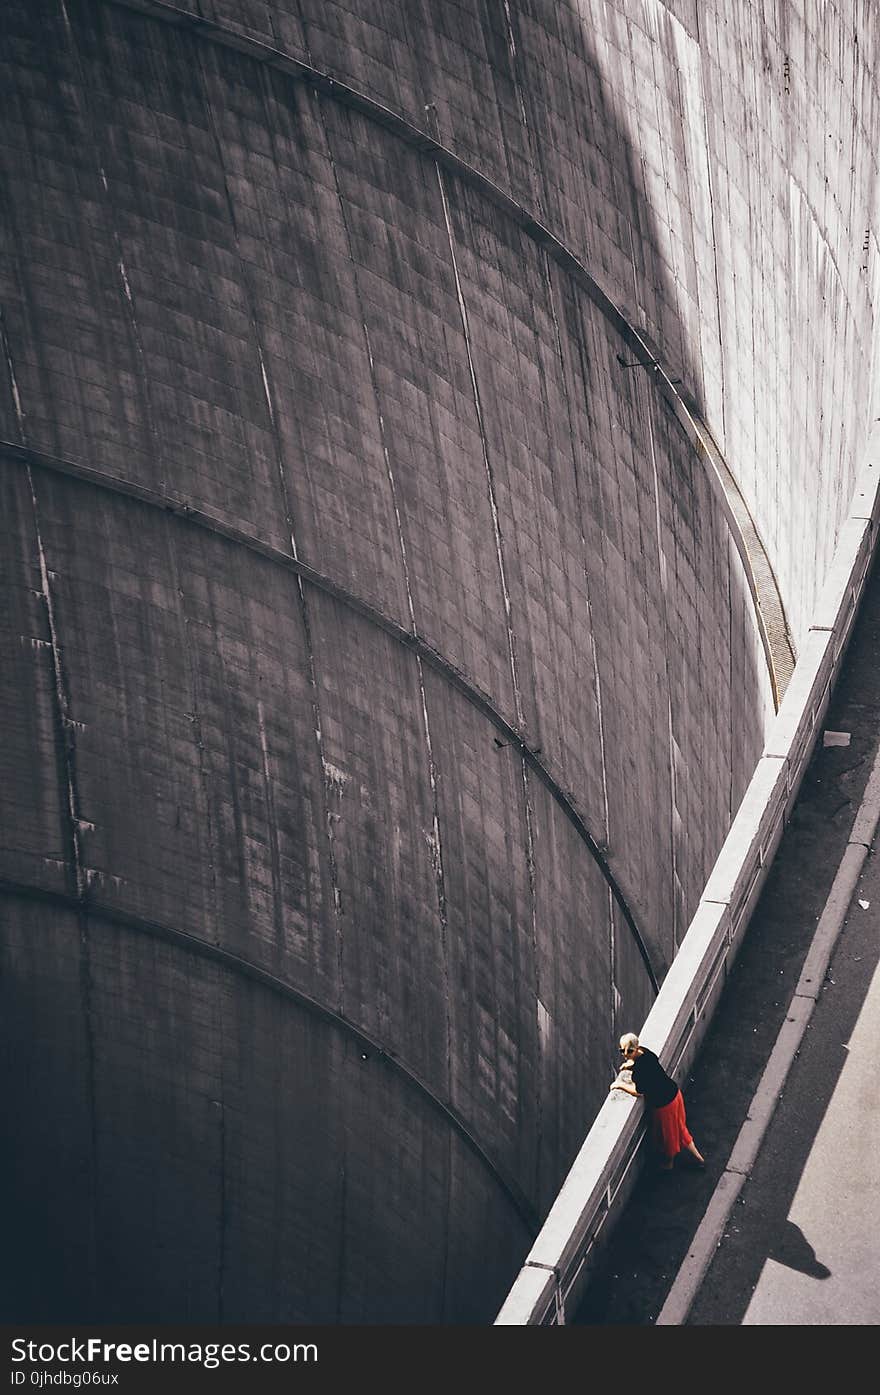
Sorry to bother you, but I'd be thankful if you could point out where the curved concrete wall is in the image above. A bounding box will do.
[0,0,875,1323]
[157,0,880,637]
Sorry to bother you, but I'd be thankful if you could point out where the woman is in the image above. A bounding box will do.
[610,1032,705,1171]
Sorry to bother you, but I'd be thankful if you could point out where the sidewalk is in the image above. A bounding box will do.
[686,822,880,1325]
[574,550,880,1326]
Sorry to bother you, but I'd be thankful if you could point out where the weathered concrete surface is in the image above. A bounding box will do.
[0,0,877,1322]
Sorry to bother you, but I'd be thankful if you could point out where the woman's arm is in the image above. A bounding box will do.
[609,1080,641,1097]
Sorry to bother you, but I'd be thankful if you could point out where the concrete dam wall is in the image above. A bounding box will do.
[1,0,877,1322]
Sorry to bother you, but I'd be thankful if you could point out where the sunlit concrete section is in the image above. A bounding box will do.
[741,953,880,1326]
[0,1,878,1323]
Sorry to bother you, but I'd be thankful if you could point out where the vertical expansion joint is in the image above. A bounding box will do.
[202,51,346,1007]
[214,1096,227,1321]
[314,79,451,1053]
[434,157,525,731]
[257,699,286,957]
[0,307,25,438]
[26,469,87,901]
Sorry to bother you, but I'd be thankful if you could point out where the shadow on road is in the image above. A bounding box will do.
[769,1221,831,1281]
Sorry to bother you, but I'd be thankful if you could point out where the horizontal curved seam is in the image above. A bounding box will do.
[4,439,659,993]
[104,0,793,706]
[696,439,796,703]
[0,874,538,1234]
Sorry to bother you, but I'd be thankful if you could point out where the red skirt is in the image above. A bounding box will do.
[651,1089,693,1160]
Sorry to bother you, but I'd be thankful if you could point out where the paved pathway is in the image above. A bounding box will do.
[686,817,880,1326]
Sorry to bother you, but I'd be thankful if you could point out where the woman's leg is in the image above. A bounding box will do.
[654,1101,684,1168]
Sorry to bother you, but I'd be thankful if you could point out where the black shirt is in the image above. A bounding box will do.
[630,1048,678,1108]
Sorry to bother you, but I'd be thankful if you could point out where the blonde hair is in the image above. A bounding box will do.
[619,1032,640,1056]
